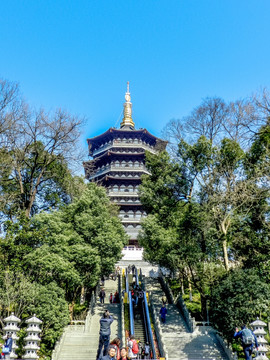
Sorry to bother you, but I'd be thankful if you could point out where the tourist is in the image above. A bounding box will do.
[127,335,139,359]
[96,310,114,360]
[110,338,121,360]
[160,303,167,323]
[234,324,258,360]
[99,288,106,304]
[162,295,167,305]
[137,339,143,358]
[100,345,117,360]
[109,293,113,304]
[119,346,130,360]
[2,334,13,360]
[113,291,120,303]
[143,342,150,359]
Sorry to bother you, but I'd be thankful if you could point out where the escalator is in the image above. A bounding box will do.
[125,266,157,359]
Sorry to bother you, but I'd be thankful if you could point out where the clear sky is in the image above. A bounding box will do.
[1,0,270,159]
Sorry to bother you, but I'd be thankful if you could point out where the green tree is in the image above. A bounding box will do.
[1,183,127,302]
[0,83,84,220]
[211,268,270,341]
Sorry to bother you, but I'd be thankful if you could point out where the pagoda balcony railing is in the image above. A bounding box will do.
[88,165,150,179]
[93,142,157,156]
[121,218,142,223]
[113,200,142,206]
[108,192,139,197]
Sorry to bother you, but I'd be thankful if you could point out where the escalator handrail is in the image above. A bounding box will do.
[141,299,149,345]
[135,267,139,287]
[128,291,135,335]
[143,291,156,359]
[125,268,129,293]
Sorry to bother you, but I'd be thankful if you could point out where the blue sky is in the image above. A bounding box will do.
[1,0,270,159]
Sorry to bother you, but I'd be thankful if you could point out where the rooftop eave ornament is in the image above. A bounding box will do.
[120,81,135,129]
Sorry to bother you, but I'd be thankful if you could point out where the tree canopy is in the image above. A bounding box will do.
[139,91,270,339]
[0,78,128,358]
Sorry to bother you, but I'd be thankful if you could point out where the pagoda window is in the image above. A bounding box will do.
[119,210,125,218]
[121,161,126,167]
[113,185,118,192]
[120,185,125,192]
[134,138,138,144]
[128,185,133,192]
[135,212,141,219]
[128,160,133,167]
[134,161,139,167]
[115,160,120,167]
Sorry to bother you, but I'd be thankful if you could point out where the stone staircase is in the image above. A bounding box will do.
[53,262,230,360]
[146,277,229,360]
[55,279,121,360]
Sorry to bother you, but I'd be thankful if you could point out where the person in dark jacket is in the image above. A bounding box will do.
[99,288,106,304]
[100,345,117,360]
[96,310,114,360]
[160,304,167,323]
[234,324,258,360]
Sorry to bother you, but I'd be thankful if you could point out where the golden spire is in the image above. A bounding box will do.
[120,81,135,129]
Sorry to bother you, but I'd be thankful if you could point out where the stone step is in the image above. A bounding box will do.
[57,279,121,360]
[145,276,229,360]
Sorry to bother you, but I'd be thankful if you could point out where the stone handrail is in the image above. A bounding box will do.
[215,332,238,360]
[148,291,169,360]
[159,272,238,360]
[84,291,96,333]
[51,329,67,360]
[51,288,97,360]
[159,272,196,332]
[175,294,196,332]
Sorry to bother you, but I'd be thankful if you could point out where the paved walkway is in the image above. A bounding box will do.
[56,279,121,360]
[146,277,229,360]
[54,263,230,360]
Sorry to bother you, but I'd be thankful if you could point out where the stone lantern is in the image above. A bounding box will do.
[3,312,21,359]
[23,314,42,360]
[250,318,269,360]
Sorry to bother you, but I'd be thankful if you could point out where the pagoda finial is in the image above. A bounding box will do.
[120,81,135,129]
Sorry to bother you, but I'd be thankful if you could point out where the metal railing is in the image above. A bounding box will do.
[128,291,135,336]
[135,267,139,287]
[143,292,156,359]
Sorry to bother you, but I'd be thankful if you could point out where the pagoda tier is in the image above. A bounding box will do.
[83,84,167,246]
[87,128,165,157]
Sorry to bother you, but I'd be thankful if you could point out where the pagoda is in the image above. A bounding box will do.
[83,83,167,246]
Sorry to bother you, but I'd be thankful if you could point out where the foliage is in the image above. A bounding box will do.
[0,271,69,354]
[211,268,270,343]
[1,183,127,303]
[0,78,84,220]
[140,100,270,331]
[27,282,70,352]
